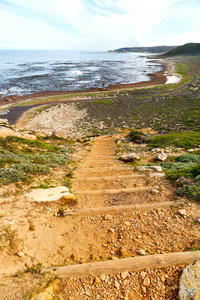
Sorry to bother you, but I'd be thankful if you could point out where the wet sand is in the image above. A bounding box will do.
[1,61,168,104]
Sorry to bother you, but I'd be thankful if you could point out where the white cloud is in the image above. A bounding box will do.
[0,0,200,49]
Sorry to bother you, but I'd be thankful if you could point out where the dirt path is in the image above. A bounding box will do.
[0,135,200,299]
[49,136,199,299]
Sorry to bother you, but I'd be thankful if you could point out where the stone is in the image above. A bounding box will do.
[31,286,54,300]
[51,130,65,139]
[137,249,146,256]
[0,126,36,140]
[151,189,159,195]
[178,260,200,300]
[17,252,25,257]
[59,193,76,205]
[150,173,165,178]
[94,277,101,285]
[179,209,187,217]
[141,271,147,279]
[136,166,162,172]
[0,118,8,124]
[142,286,147,294]
[118,247,127,257]
[155,152,167,162]
[24,186,74,203]
[114,280,120,289]
[143,277,150,287]
[121,271,129,280]
[100,275,106,281]
[121,153,140,162]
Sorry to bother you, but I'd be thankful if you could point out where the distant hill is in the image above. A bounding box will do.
[109,46,177,54]
[161,43,200,57]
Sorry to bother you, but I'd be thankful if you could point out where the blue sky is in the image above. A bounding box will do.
[0,0,200,50]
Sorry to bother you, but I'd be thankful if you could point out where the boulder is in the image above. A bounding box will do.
[136,166,163,172]
[0,126,36,140]
[121,153,140,162]
[24,186,75,203]
[155,152,167,162]
[178,260,200,300]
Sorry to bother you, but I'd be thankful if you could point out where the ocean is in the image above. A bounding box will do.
[0,50,162,97]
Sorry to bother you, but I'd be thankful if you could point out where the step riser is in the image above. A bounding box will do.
[73,186,158,196]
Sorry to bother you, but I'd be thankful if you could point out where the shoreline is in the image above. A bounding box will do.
[1,61,169,104]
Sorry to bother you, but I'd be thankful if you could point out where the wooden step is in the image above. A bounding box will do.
[43,251,200,279]
[72,174,145,181]
[73,186,159,196]
[75,167,134,172]
[64,200,184,217]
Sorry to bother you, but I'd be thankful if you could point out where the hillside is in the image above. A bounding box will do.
[109,45,177,53]
[161,43,200,56]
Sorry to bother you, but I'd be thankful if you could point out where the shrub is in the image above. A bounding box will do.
[147,131,200,149]
[31,153,68,167]
[12,163,50,175]
[0,168,25,185]
[176,185,200,201]
[176,154,200,163]
[127,130,146,143]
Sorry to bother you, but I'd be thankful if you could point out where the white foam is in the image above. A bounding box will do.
[70,70,83,75]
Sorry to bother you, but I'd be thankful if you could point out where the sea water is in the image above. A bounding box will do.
[0,50,162,97]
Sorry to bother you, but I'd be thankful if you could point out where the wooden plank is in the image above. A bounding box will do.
[42,251,200,279]
[72,174,145,181]
[64,200,184,217]
[73,186,158,195]
[75,167,134,172]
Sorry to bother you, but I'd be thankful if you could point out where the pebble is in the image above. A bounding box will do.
[179,209,187,217]
[121,271,129,280]
[137,249,146,255]
[17,252,25,257]
[114,280,120,289]
[94,277,101,285]
[151,189,159,195]
[100,275,106,281]
[143,277,151,287]
[141,271,147,279]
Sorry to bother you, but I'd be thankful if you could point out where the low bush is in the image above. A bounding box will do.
[176,185,200,201]
[31,153,68,167]
[127,130,146,143]
[0,168,25,185]
[147,131,200,149]
[176,154,200,164]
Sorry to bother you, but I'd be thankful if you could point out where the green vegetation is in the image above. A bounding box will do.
[126,130,145,143]
[176,185,200,201]
[162,43,200,57]
[159,152,200,201]
[147,131,200,149]
[0,136,69,185]
[111,45,176,53]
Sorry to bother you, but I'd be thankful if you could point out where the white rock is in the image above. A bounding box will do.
[179,209,187,217]
[24,186,70,202]
[151,189,159,195]
[155,152,167,162]
[121,153,139,162]
[179,260,200,300]
[137,249,146,255]
[17,252,25,257]
[150,173,165,178]
[121,271,129,280]
[143,277,150,287]
[136,166,162,172]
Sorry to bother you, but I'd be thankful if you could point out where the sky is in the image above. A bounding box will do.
[0,0,200,50]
